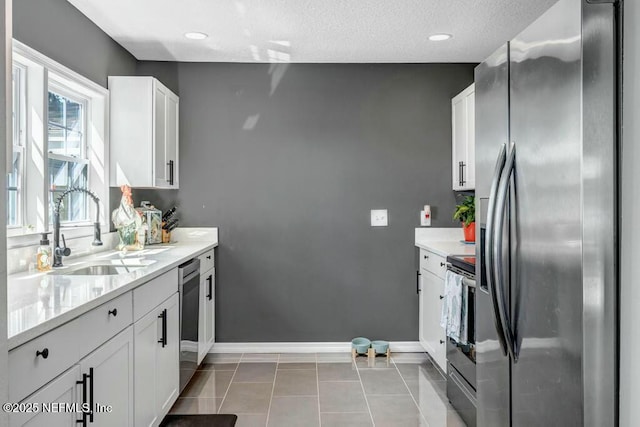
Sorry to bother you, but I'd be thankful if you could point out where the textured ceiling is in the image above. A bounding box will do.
[67,0,557,63]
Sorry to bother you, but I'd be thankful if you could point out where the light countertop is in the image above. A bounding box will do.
[415,239,476,257]
[8,230,217,350]
[414,227,476,257]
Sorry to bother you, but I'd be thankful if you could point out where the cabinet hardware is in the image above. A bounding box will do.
[460,162,466,186]
[167,160,175,186]
[76,372,88,426]
[36,348,49,359]
[440,340,445,345]
[207,275,213,301]
[88,368,94,423]
[424,255,429,259]
[440,262,445,267]
[206,255,212,260]
[416,271,421,294]
[158,309,168,347]
[459,161,464,186]
[439,295,444,300]
[108,308,118,317]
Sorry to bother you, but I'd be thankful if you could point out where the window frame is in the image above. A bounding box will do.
[7,63,26,229]
[47,83,92,225]
[8,40,110,246]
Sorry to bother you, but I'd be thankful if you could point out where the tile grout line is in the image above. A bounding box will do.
[353,355,376,426]
[264,353,280,427]
[316,353,322,427]
[392,355,431,427]
[216,354,243,414]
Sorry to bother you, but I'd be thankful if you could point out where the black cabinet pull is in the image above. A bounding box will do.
[460,161,466,186]
[158,309,167,347]
[440,340,445,345]
[439,295,444,300]
[416,271,421,294]
[459,161,463,186]
[207,275,213,301]
[88,368,94,423]
[76,373,88,426]
[108,308,118,317]
[167,160,175,185]
[440,262,445,267]
[206,255,212,260]
[424,255,428,259]
[36,348,49,359]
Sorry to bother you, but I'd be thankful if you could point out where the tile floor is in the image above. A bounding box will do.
[169,352,466,427]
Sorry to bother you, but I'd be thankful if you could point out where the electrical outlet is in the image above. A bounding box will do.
[371,209,388,227]
[421,205,431,226]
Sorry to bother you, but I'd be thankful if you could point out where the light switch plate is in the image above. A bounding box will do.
[371,209,388,227]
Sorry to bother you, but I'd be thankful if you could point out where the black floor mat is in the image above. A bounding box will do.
[159,414,238,427]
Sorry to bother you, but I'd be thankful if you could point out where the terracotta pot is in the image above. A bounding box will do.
[463,221,476,242]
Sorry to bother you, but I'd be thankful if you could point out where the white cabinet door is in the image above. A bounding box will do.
[156,294,180,418]
[452,84,476,191]
[134,294,179,427]
[204,269,215,351]
[9,366,81,427]
[198,271,214,364]
[80,327,134,427]
[154,84,168,188]
[133,307,159,427]
[420,269,447,372]
[165,92,179,189]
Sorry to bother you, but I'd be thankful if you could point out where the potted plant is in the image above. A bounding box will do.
[453,195,476,242]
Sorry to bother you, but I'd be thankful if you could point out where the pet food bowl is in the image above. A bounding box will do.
[351,337,371,354]
[371,340,389,354]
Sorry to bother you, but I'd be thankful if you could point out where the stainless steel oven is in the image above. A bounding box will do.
[178,258,201,393]
[446,255,477,427]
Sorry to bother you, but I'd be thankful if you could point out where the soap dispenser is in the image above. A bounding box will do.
[37,232,52,272]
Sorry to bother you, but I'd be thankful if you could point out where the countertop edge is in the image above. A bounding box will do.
[415,240,475,258]
[8,242,218,350]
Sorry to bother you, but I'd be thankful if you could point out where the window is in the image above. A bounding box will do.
[7,64,25,227]
[8,40,109,244]
[48,88,89,223]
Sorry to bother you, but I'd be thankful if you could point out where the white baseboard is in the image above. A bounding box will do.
[209,341,424,354]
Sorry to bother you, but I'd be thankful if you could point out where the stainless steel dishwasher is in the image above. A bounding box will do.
[178,258,200,392]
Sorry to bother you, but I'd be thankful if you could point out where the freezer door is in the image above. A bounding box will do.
[509,0,584,424]
[474,43,510,427]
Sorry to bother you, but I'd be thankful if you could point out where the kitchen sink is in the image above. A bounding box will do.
[52,263,145,276]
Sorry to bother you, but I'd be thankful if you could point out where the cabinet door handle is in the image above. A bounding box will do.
[167,160,174,185]
[440,340,445,345]
[460,162,466,186]
[88,368,94,423]
[206,255,212,260]
[158,309,167,347]
[108,308,118,317]
[459,161,464,186]
[416,271,421,294]
[36,348,49,359]
[439,295,444,300]
[207,275,213,301]
[76,373,88,426]
[440,262,445,267]
[424,255,429,260]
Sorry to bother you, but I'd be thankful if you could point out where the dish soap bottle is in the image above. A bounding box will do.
[36,232,52,272]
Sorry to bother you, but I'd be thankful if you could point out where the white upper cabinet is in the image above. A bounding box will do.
[109,76,179,189]
[452,84,475,191]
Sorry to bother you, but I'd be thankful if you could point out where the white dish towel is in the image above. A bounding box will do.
[440,270,468,344]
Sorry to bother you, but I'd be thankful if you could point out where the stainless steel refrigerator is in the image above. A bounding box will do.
[474,0,619,426]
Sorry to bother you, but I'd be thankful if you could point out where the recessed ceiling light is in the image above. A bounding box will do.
[429,33,452,42]
[184,32,208,40]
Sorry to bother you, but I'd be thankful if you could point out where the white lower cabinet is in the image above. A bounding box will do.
[9,366,81,427]
[418,248,448,372]
[79,327,134,427]
[198,268,215,364]
[134,293,180,427]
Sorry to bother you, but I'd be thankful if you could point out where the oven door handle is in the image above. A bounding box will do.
[484,142,509,357]
[492,142,517,361]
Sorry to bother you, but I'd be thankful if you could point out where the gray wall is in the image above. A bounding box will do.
[139,63,474,342]
[13,0,137,87]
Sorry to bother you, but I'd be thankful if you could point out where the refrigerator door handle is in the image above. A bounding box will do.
[492,142,518,361]
[485,142,509,356]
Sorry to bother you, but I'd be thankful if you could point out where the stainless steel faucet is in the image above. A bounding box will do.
[52,187,103,268]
